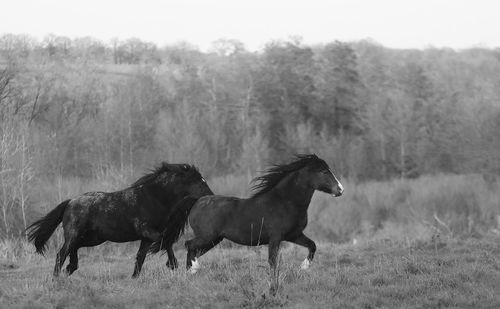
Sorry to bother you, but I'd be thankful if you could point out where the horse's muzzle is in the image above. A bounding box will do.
[332,183,344,197]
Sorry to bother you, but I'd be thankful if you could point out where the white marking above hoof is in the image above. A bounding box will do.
[300,258,311,270]
[189,258,200,274]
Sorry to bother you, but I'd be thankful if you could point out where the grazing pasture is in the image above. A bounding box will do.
[1,236,499,308]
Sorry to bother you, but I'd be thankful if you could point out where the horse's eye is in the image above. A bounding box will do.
[182,165,189,170]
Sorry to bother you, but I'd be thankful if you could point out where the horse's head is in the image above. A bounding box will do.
[143,163,212,199]
[302,155,344,197]
[170,164,214,198]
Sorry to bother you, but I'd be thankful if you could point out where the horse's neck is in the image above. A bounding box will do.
[272,171,315,210]
[142,184,178,205]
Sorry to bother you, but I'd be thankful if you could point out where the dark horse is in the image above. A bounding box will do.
[151,154,343,281]
[26,163,213,277]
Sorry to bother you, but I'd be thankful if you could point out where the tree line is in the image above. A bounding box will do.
[1,33,499,236]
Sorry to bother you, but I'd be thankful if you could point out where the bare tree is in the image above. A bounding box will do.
[0,124,18,235]
[17,129,33,234]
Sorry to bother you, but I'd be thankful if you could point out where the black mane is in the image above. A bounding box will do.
[129,162,199,189]
[250,154,328,197]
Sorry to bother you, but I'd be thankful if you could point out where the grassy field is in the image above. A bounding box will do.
[1,236,499,309]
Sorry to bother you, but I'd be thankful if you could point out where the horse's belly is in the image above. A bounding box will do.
[222,219,270,246]
[102,232,138,243]
[224,233,269,246]
[87,213,139,242]
[84,226,138,243]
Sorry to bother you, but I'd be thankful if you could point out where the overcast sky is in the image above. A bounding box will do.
[1,0,498,51]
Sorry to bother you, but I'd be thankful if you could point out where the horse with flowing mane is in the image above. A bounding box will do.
[150,154,343,292]
[27,163,213,277]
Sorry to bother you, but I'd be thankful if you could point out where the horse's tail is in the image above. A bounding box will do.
[149,196,200,254]
[26,199,70,255]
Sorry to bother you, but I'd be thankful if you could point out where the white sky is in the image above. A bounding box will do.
[1,0,499,51]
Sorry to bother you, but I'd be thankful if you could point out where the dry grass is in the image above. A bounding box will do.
[16,173,500,243]
[306,173,500,242]
[1,237,499,308]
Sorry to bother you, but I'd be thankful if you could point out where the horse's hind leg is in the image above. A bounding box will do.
[54,220,81,276]
[165,245,178,270]
[54,243,69,276]
[185,237,222,273]
[65,248,79,275]
[132,240,152,278]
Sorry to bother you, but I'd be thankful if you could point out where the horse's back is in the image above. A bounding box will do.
[63,191,139,243]
[190,195,240,216]
[66,191,109,215]
[71,190,136,212]
[64,192,106,215]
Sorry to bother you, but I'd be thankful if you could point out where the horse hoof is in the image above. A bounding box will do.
[189,258,200,274]
[269,284,278,296]
[189,266,199,274]
[166,260,178,270]
[300,258,311,270]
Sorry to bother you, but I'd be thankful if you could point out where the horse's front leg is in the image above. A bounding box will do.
[165,245,178,269]
[268,238,281,295]
[289,233,316,270]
